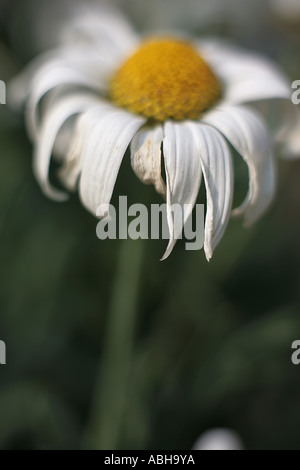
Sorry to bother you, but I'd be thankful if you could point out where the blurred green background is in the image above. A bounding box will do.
[0,0,300,450]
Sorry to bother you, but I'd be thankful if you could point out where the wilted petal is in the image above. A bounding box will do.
[189,123,233,261]
[34,93,98,200]
[161,121,202,260]
[131,125,165,197]
[203,104,276,225]
[79,107,145,215]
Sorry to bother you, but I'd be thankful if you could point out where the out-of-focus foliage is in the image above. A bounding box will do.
[0,0,300,450]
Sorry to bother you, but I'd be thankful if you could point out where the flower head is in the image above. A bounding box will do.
[110,39,222,121]
[9,7,300,260]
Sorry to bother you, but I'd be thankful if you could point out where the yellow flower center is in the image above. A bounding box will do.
[109,39,221,121]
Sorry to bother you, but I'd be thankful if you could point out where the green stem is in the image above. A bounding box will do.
[83,238,145,450]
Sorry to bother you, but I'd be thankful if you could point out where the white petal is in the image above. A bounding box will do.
[25,57,112,140]
[62,5,139,61]
[34,93,98,201]
[58,114,88,191]
[9,47,113,109]
[188,123,234,261]
[130,125,165,197]
[79,107,145,215]
[8,50,63,109]
[161,122,202,260]
[203,105,277,225]
[58,103,114,190]
[52,117,76,161]
[198,40,291,104]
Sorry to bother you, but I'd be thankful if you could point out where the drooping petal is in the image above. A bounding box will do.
[188,123,234,261]
[58,102,115,190]
[79,107,145,216]
[197,40,291,104]
[58,114,88,191]
[161,121,202,260]
[25,56,112,140]
[195,40,300,159]
[203,104,277,225]
[33,93,98,200]
[52,117,76,161]
[8,50,66,109]
[9,48,114,110]
[9,7,138,111]
[130,125,165,197]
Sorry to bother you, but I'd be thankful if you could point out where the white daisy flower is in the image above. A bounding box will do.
[9,7,300,260]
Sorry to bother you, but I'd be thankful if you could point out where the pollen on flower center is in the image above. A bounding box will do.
[109,39,222,121]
